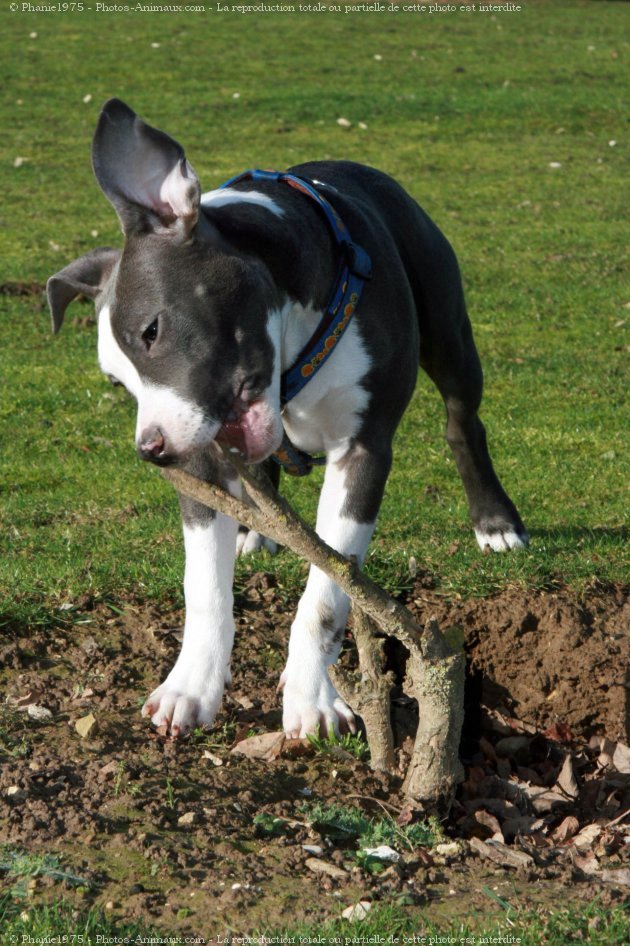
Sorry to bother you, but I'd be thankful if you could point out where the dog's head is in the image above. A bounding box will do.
[47,99,284,466]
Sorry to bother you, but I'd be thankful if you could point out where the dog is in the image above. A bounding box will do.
[47,99,528,740]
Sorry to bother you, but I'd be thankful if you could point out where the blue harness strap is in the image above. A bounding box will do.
[219,169,372,476]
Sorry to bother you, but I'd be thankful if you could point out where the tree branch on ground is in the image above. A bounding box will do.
[161,455,465,814]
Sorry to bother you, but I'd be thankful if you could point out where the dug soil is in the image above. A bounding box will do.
[1,578,628,938]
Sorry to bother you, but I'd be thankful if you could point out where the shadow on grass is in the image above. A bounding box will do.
[529,525,628,545]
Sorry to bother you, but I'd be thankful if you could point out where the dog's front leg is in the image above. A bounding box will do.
[281,443,390,738]
[142,453,239,737]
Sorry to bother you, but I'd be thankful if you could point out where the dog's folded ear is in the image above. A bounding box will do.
[47,246,120,334]
[92,99,201,238]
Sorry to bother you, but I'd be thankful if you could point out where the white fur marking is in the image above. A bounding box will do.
[144,501,240,734]
[97,304,220,456]
[475,528,528,552]
[273,299,372,455]
[201,188,285,217]
[236,530,278,557]
[281,456,375,738]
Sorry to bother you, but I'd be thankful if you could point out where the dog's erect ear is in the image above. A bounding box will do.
[92,99,201,237]
[47,246,120,334]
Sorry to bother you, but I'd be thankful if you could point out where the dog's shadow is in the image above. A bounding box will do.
[528,525,627,546]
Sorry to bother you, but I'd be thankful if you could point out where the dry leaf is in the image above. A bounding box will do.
[612,742,630,774]
[601,868,630,888]
[552,815,580,842]
[396,805,416,826]
[502,816,545,841]
[570,849,600,875]
[543,721,574,744]
[98,760,120,778]
[572,823,602,852]
[556,755,579,799]
[469,837,534,869]
[231,731,285,761]
[474,809,504,842]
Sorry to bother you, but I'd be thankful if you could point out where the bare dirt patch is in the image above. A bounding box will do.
[1,579,628,936]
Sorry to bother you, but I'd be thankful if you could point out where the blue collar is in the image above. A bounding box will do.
[219,169,372,475]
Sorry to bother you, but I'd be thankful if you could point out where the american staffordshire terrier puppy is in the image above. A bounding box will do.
[47,99,528,739]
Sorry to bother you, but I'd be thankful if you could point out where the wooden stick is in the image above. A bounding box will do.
[160,454,465,813]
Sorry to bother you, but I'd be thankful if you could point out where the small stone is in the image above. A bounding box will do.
[27,704,52,721]
[494,735,530,757]
[362,845,400,863]
[434,841,463,859]
[305,857,348,880]
[203,750,224,766]
[75,713,97,738]
[178,812,198,828]
[7,786,27,802]
[302,844,323,856]
[342,901,372,920]
[336,117,352,128]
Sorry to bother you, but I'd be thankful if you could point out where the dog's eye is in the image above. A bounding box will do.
[142,318,159,349]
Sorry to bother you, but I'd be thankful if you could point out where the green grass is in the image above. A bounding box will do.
[1,888,628,944]
[0,894,156,944]
[0,5,627,941]
[1,3,627,627]
[1,3,628,624]
[307,729,371,762]
[299,801,443,851]
[266,899,630,945]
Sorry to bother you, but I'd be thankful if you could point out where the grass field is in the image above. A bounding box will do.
[1,0,628,624]
[0,0,628,940]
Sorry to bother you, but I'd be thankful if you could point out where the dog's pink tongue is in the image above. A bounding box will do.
[217,400,278,462]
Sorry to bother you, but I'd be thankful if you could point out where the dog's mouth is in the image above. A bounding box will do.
[216,393,283,464]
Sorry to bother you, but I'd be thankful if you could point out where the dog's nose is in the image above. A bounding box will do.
[138,426,169,463]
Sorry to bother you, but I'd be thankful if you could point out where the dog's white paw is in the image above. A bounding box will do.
[475,526,529,553]
[236,528,278,557]
[142,667,228,738]
[280,663,356,739]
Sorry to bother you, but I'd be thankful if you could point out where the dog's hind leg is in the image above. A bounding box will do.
[236,457,280,556]
[420,306,528,552]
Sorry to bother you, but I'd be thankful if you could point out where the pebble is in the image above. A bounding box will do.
[342,901,372,920]
[302,844,324,856]
[305,857,348,880]
[495,735,530,757]
[434,841,463,859]
[177,812,198,828]
[75,713,97,739]
[27,704,52,721]
[362,845,400,863]
[7,786,27,802]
